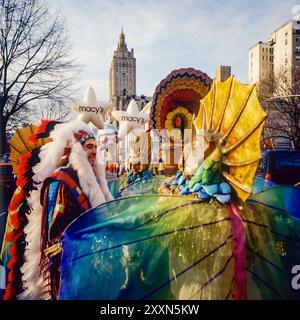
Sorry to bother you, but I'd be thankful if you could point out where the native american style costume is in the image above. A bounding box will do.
[1,120,60,300]
[2,120,113,300]
[2,73,300,300]
[57,75,300,300]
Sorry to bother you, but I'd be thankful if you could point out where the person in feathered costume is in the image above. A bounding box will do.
[2,120,61,300]
[3,119,114,300]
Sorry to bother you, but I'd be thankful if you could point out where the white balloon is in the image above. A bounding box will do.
[112,99,149,138]
[69,86,112,129]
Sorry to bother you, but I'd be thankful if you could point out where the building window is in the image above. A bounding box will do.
[296,56,300,61]
[285,39,288,45]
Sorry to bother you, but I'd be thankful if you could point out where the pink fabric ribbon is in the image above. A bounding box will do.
[228,201,248,300]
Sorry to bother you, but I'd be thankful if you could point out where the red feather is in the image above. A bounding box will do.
[5,230,22,243]
[9,213,22,230]
[2,283,16,300]
[8,243,19,256]
[28,119,59,143]
[28,119,53,143]
[16,151,33,188]
[6,256,19,270]
[8,188,27,212]
[6,270,17,283]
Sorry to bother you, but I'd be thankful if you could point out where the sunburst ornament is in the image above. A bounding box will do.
[164,106,193,139]
[111,99,149,138]
[69,86,112,129]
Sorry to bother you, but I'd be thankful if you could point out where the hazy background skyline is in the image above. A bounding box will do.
[50,0,299,100]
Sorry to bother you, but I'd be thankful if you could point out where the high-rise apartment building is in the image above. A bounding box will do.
[269,20,300,75]
[248,20,300,84]
[248,42,273,84]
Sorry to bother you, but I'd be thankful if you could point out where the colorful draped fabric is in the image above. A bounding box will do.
[58,184,300,300]
[40,167,91,299]
[41,167,90,244]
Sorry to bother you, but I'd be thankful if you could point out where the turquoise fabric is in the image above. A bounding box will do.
[58,185,300,300]
[47,181,60,241]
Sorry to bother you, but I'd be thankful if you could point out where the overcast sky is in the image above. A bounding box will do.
[49,0,299,101]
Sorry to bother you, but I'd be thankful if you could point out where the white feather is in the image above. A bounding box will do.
[18,119,113,299]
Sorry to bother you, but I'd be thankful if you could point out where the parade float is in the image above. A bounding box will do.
[149,68,212,175]
[1,73,300,300]
[58,75,300,300]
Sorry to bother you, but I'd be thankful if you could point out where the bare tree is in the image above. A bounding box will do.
[29,101,74,125]
[5,104,30,137]
[0,0,79,154]
[258,66,300,150]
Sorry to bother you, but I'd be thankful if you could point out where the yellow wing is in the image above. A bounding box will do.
[194,76,267,202]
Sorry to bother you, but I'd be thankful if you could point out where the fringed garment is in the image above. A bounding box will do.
[40,167,90,299]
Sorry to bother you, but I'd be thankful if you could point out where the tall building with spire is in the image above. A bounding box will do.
[109,29,136,110]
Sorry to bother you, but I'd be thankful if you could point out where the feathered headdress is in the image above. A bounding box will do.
[3,120,61,300]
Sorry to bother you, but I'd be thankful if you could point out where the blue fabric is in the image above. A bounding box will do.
[248,185,300,219]
[252,176,276,194]
[203,184,219,196]
[218,182,231,195]
[190,182,202,193]
[197,190,210,199]
[0,211,8,257]
[127,170,153,185]
[58,186,300,300]
[47,181,60,240]
[215,194,231,204]
[0,259,5,299]
[0,263,5,290]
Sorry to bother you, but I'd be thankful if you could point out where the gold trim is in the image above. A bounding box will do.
[208,81,216,132]
[223,172,251,193]
[223,156,262,167]
[44,243,62,258]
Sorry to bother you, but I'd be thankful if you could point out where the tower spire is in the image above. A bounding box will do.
[118,28,127,50]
